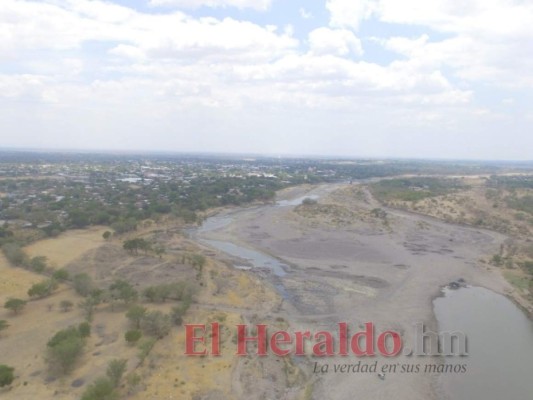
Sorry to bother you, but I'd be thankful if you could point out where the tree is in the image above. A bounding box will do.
[141,311,171,338]
[81,377,118,400]
[491,254,503,266]
[0,365,15,387]
[78,322,91,338]
[190,254,206,279]
[123,239,139,255]
[52,269,69,281]
[1,243,27,266]
[190,254,206,269]
[4,298,26,315]
[79,298,97,322]
[47,327,86,374]
[126,305,146,329]
[102,231,112,241]
[106,359,127,387]
[28,279,58,299]
[125,330,142,345]
[170,303,190,326]
[73,273,94,297]
[69,209,90,228]
[30,256,48,273]
[143,286,158,303]
[138,239,152,255]
[143,282,191,303]
[154,245,166,259]
[110,280,138,305]
[60,300,74,312]
[137,338,156,365]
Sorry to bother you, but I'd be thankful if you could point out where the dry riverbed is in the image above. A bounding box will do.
[195,183,517,400]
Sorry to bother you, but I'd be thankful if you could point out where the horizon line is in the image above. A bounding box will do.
[0,146,532,164]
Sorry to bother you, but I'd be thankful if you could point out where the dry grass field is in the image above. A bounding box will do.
[1,220,295,400]
[24,226,110,268]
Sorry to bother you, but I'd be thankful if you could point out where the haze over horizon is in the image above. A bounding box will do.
[1,0,532,160]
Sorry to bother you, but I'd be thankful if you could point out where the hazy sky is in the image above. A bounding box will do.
[1,0,532,159]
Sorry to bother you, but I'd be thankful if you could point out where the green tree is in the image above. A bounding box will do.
[106,359,127,387]
[102,231,112,240]
[141,311,171,339]
[73,273,94,297]
[123,239,139,255]
[52,269,69,281]
[143,286,158,303]
[138,238,152,255]
[1,243,27,266]
[125,330,142,345]
[137,338,156,365]
[154,245,166,259]
[81,377,118,400]
[170,303,190,326]
[0,365,15,387]
[69,209,90,228]
[78,322,91,338]
[110,280,138,305]
[28,279,58,299]
[47,327,86,374]
[4,298,27,315]
[30,256,48,273]
[79,298,97,322]
[126,305,146,329]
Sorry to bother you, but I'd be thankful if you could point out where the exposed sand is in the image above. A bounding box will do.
[195,183,514,400]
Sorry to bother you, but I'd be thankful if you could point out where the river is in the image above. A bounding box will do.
[434,286,533,400]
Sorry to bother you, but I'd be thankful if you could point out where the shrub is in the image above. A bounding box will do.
[1,243,27,266]
[78,322,91,338]
[302,197,318,205]
[141,311,171,338]
[52,269,69,281]
[79,298,97,322]
[170,302,190,326]
[137,338,156,365]
[81,377,118,400]
[28,279,58,299]
[106,359,127,387]
[109,280,138,304]
[30,256,47,273]
[47,327,86,374]
[4,298,27,314]
[125,330,142,345]
[0,365,15,387]
[126,305,146,329]
[73,273,94,297]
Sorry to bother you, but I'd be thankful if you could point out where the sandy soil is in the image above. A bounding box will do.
[195,183,515,400]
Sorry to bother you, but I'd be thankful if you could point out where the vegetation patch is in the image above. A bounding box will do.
[370,177,466,202]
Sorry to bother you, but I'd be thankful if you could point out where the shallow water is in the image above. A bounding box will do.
[433,286,533,400]
[193,213,288,277]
